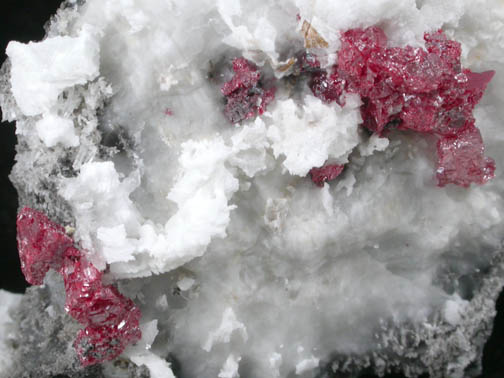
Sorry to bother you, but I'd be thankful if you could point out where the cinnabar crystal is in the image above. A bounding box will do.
[16,207,73,285]
[310,164,345,187]
[16,207,142,366]
[308,27,495,187]
[222,57,275,124]
[436,127,496,188]
[221,58,261,96]
[309,71,345,105]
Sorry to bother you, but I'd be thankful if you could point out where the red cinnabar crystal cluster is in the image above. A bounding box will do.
[308,27,495,188]
[222,57,276,124]
[221,28,496,188]
[16,207,142,366]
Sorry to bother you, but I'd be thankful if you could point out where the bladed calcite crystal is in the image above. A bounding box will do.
[16,207,141,367]
[2,0,504,377]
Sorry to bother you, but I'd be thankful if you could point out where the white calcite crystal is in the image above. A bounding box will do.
[6,27,100,116]
[35,112,80,148]
[267,94,362,176]
[1,0,504,377]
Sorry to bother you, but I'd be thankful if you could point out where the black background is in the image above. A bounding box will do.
[0,1,503,377]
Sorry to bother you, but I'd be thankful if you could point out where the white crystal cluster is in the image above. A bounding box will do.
[3,0,504,377]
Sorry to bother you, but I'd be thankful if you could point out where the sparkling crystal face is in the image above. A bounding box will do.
[16,208,141,366]
[436,127,496,187]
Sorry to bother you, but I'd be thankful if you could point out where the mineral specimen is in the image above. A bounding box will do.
[1,0,504,377]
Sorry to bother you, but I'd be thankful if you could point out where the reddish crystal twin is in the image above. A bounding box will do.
[16,207,141,366]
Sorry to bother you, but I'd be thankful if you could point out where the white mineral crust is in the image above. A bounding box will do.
[3,0,504,377]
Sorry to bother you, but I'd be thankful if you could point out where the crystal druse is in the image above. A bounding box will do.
[1,0,504,377]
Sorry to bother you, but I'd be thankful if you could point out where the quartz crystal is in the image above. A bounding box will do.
[1,1,504,377]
